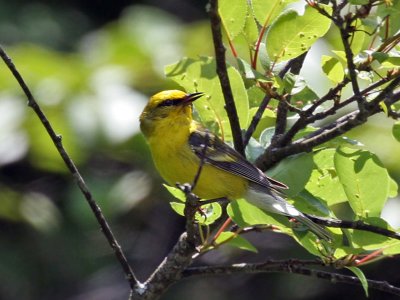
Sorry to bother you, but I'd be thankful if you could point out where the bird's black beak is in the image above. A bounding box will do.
[183,92,204,104]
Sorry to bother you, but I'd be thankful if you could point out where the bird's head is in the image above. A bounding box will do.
[140,90,204,136]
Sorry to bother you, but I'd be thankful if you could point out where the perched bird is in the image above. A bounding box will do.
[140,90,331,241]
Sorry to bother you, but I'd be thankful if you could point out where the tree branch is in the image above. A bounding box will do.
[130,232,197,300]
[209,0,244,155]
[243,95,271,146]
[0,45,140,290]
[255,75,400,170]
[183,260,400,296]
[307,215,400,240]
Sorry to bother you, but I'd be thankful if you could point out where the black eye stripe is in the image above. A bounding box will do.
[157,99,182,107]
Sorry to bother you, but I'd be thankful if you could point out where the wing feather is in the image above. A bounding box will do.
[188,130,287,191]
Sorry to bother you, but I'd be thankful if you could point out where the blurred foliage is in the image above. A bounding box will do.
[1,1,400,300]
[0,4,214,300]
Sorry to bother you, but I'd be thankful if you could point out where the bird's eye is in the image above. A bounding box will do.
[158,99,179,107]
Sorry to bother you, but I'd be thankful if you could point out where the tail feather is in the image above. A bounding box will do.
[245,186,331,241]
[293,214,332,241]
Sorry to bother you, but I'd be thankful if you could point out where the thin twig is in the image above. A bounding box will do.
[191,130,210,190]
[336,12,366,114]
[243,95,271,146]
[272,53,308,147]
[0,45,139,289]
[209,0,244,155]
[255,82,400,169]
[183,260,400,296]
[307,215,400,240]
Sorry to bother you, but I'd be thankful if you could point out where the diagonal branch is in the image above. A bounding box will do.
[209,0,244,155]
[244,95,271,146]
[255,79,400,170]
[0,46,140,290]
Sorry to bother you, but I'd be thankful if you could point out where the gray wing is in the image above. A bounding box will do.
[188,130,287,191]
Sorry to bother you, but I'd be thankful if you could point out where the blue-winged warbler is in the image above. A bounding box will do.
[140,90,331,241]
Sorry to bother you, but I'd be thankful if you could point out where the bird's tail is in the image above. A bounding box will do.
[245,187,331,241]
[290,213,332,242]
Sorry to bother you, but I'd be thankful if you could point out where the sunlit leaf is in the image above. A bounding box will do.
[242,11,259,44]
[219,0,248,40]
[392,121,400,142]
[227,198,290,232]
[306,149,347,206]
[251,0,299,26]
[321,55,344,84]
[334,147,390,217]
[248,107,276,138]
[389,177,398,198]
[163,184,186,202]
[266,5,332,63]
[215,232,258,252]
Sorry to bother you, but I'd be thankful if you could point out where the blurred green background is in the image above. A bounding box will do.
[0,1,400,299]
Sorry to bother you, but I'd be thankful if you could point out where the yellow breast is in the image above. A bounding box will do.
[146,122,247,200]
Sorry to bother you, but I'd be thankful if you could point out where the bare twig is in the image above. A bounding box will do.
[191,130,210,190]
[209,0,244,155]
[307,215,400,240]
[243,95,271,146]
[183,260,400,296]
[0,45,139,289]
[272,53,308,146]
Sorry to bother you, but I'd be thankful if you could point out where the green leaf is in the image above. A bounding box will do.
[350,217,395,250]
[247,85,266,108]
[349,22,367,55]
[248,107,276,138]
[392,121,400,142]
[321,55,344,84]
[294,190,331,217]
[242,11,260,44]
[334,147,390,218]
[215,232,258,253]
[291,77,319,104]
[267,153,314,197]
[219,0,248,40]
[245,137,265,163]
[293,229,331,257]
[346,267,369,297]
[332,50,347,65]
[389,177,398,198]
[377,0,400,38]
[169,201,222,225]
[349,0,369,4]
[259,127,276,148]
[251,0,299,26]
[306,149,348,206]
[227,198,291,233]
[381,57,400,69]
[165,57,249,141]
[163,184,186,202]
[266,5,332,63]
[237,58,265,80]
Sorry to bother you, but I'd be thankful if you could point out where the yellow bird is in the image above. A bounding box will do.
[140,90,331,241]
